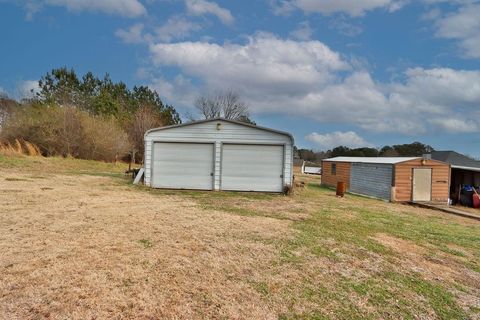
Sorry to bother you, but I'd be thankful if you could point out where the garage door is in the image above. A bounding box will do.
[350,163,393,200]
[221,144,284,192]
[152,142,214,190]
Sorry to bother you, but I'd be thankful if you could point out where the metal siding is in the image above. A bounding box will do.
[145,120,293,190]
[151,142,214,190]
[350,163,393,200]
[221,144,284,192]
[145,141,153,186]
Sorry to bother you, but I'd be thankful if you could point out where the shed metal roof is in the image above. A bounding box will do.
[323,157,420,164]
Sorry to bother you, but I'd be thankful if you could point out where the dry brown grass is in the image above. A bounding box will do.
[0,139,41,157]
[0,172,290,319]
[0,159,479,319]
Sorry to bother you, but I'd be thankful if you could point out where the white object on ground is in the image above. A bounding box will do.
[133,168,145,185]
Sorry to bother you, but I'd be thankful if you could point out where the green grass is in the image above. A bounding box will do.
[189,181,478,319]
[138,239,153,249]
[129,173,478,319]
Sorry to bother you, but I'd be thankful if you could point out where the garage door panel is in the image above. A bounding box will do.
[221,144,284,192]
[152,143,213,190]
[350,163,392,200]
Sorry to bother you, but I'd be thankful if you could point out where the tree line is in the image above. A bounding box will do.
[0,68,256,163]
[0,67,181,162]
[296,142,435,162]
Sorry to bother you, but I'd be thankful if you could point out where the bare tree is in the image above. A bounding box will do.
[128,105,164,162]
[0,94,18,130]
[194,90,254,123]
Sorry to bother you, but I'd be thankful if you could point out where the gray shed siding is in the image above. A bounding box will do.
[144,120,293,191]
[350,163,393,200]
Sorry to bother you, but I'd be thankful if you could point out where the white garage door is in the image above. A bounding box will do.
[221,144,284,192]
[152,142,214,190]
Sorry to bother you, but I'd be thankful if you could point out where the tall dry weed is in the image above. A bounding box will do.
[24,141,41,156]
[0,140,41,157]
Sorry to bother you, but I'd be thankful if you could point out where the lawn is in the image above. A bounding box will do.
[0,155,479,319]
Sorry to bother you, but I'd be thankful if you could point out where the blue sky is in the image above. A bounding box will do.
[1,0,480,157]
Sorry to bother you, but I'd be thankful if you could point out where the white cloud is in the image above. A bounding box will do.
[421,7,442,20]
[115,23,146,44]
[149,33,349,92]
[150,74,198,108]
[306,131,372,149]
[23,0,146,18]
[155,16,201,42]
[434,4,480,58]
[271,0,406,17]
[290,21,313,40]
[147,34,480,135]
[185,0,234,25]
[329,17,363,36]
[16,80,40,100]
[429,118,480,133]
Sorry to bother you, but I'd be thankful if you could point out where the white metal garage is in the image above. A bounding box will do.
[144,118,293,192]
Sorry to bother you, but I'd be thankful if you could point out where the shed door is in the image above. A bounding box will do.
[221,144,284,192]
[350,163,393,200]
[152,142,214,190]
[413,168,432,202]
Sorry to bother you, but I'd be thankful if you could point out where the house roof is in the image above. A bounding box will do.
[428,151,480,170]
[323,156,420,164]
[145,118,294,143]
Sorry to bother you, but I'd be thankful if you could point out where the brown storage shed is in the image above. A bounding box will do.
[321,157,450,203]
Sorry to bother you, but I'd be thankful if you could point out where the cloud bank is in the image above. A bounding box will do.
[147,33,480,134]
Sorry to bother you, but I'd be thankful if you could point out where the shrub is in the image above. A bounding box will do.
[80,115,130,162]
[0,104,131,162]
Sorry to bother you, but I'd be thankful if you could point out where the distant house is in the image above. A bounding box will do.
[426,151,480,198]
[293,159,322,174]
[303,166,321,175]
[322,157,450,203]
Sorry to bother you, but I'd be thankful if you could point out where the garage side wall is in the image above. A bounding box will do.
[394,159,450,202]
[144,120,293,190]
[321,161,351,189]
[350,163,393,201]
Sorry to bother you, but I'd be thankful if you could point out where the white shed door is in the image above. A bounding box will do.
[412,168,432,202]
[221,144,284,192]
[152,142,214,190]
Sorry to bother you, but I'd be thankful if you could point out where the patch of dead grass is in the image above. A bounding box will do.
[0,172,290,319]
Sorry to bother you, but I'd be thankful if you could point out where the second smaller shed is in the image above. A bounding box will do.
[322,157,450,202]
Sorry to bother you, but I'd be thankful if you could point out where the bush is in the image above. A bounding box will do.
[80,115,130,162]
[0,104,131,162]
